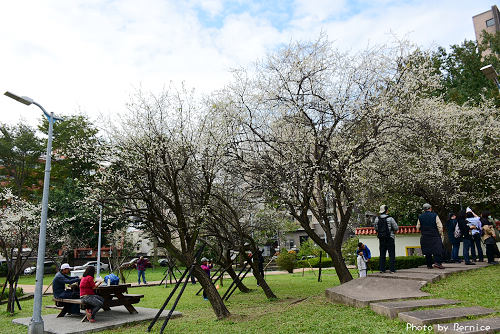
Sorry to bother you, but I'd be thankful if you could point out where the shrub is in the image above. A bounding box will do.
[366,256,426,271]
[0,287,24,301]
[296,255,426,270]
[296,256,333,268]
[341,236,360,265]
[276,251,297,273]
[0,263,7,277]
[297,239,322,259]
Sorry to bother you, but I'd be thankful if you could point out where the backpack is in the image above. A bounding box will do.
[377,216,391,239]
[105,273,120,285]
[453,221,461,239]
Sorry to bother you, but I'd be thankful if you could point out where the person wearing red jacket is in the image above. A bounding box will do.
[136,256,148,285]
[80,266,104,322]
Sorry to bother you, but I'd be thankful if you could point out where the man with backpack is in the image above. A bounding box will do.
[417,203,445,269]
[374,205,399,273]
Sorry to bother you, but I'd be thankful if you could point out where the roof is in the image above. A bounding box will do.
[355,226,419,235]
[357,221,500,235]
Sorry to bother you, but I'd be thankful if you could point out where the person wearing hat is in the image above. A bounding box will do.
[200,257,213,300]
[52,263,81,316]
[374,205,398,273]
[417,203,445,269]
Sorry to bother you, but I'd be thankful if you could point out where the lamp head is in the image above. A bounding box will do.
[4,91,34,105]
[480,65,498,82]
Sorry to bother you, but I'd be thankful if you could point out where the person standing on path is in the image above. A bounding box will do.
[457,210,476,265]
[374,205,398,273]
[356,242,372,277]
[446,213,461,263]
[52,263,81,316]
[466,209,484,262]
[417,203,445,269]
[481,211,499,264]
[136,256,148,285]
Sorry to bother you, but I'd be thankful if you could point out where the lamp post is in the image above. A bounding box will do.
[96,204,103,278]
[480,64,500,92]
[4,91,63,334]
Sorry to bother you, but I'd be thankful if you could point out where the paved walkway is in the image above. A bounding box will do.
[326,262,500,333]
[13,306,182,334]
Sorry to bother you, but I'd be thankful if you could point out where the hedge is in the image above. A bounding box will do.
[296,255,426,270]
[0,287,24,301]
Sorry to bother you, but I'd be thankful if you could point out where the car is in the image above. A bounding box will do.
[73,261,109,271]
[119,258,138,270]
[24,261,56,275]
[158,258,169,267]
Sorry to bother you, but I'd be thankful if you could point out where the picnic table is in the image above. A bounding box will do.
[53,283,144,320]
[95,284,142,314]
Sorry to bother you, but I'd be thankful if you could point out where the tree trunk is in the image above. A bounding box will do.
[7,280,15,314]
[248,260,276,299]
[225,266,250,293]
[328,247,352,284]
[192,265,230,320]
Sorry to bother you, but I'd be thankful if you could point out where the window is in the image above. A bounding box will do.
[486,18,495,27]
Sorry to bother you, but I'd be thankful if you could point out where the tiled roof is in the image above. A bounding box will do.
[357,221,500,235]
[355,226,419,235]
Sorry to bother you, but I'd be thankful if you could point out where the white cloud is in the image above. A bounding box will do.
[0,0,495,128]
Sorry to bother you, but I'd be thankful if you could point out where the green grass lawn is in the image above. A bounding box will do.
[2,266,498,334]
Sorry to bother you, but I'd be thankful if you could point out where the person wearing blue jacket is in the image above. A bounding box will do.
[357,242,371,261]
[52,263,81,315]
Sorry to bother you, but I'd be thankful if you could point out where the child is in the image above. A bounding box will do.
[357,249,368,277]
[200,257,213,300]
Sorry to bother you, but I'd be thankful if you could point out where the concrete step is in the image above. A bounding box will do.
[417,262,489,269]
[325,277,429,308]
[398,306,496,325]
[368,271,442,283]
[370,298,460,319]
[433,317,500,333]
[397,267,474,279]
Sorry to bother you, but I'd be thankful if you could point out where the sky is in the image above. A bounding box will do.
[0,0,495,128]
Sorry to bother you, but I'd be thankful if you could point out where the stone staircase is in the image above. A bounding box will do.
[325,262,500,333]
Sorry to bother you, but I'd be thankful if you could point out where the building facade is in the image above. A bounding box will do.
[472,5,500,56]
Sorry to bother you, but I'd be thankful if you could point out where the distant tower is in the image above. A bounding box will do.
[472,5,500,56]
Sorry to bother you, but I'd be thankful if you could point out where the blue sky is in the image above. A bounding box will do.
[0,0,496,127]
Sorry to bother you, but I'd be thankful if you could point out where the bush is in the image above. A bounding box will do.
[296,255,426,270]
[0,263,7,277]
[341,237,359,265]
[276,251,297,273]
[366,256,426,271]
[296,256,333,268]
[297,239,322,259]
[0,287,23,301]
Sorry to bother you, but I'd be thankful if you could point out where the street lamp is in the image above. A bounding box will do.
[97,204,103,278]
[480,64,500,92]
[4,91,63,334]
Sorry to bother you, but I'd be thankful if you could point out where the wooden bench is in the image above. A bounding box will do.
[53,298,88,322]
[54,293,145,321]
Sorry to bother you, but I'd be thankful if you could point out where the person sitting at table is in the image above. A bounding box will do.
[52,263,81,316]
[80,266,104,323]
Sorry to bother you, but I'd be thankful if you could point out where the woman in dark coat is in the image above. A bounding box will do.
[481,211,499,264]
